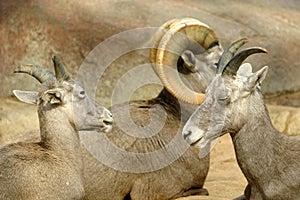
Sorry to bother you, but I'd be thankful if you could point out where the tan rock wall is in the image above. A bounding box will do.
[1,0,300,101]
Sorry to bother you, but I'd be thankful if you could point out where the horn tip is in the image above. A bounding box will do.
[14,65,22,73]
[14,64,32,73]
[253,47,269,54]
[52,54,59,62]
[235,37,249,44]
[262,48,269,54]
[242,37,249,43]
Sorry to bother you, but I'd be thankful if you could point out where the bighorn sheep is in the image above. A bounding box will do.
[0,56,113,199]
[81,18,223,199]
[4,18,223,199]
[182,38,300,199]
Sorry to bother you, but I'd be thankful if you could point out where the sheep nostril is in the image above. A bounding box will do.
[101,110,114,127]
[183,130,192,140]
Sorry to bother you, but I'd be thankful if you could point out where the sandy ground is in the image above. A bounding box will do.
[176,134,247,200]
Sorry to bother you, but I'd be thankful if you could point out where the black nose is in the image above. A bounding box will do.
[183,130,192,140]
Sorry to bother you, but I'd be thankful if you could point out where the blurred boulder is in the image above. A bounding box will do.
[0,0,299,104]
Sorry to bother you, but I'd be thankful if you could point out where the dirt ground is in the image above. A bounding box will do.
[176,134,247,200]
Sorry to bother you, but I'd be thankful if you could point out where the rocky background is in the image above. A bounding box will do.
[0,0,299,199]
[1,0,300,101]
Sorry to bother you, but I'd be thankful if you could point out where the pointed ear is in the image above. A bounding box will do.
[246,66,269,91]
[42,89,64,105]
[13,90,38,105]
[178,50,197,73]
[237,63,253,76]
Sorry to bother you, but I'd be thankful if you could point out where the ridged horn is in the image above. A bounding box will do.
[151,18,220,104]
[223,47,268,75]
[14,64,56,83]
[52,55,71,81]
[150,18,178,71]
[216,38,248,74]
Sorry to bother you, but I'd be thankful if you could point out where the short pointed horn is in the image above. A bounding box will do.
[52,55,71,81]
[216,38,248,74]
[14,64,56,83]
[223,47,268,75]
[151,18,220,104]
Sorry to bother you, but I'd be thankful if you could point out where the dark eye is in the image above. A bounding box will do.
[218,96,228,101]
[79,90,85,97]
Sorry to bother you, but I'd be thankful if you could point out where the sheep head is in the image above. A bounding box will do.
[150,18,223,105]
[13,55,113,133]
[182,38,268,149]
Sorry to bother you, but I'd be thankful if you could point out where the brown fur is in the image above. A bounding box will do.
[184,64,300,199]
[1,45,220,199]
[82,89,210,200]
[0,80,110,200]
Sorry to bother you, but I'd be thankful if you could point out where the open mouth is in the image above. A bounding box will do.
[190,136,203,146]
[80,125,104,132]
[100,125,112,133]
[103,120,113,126]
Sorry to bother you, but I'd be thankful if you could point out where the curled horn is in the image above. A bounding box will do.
[223,47,268,75]
[150,18,221,104]
[52,55,71,81]
[216,38,248,74]
[14,64,56,83]
[150,18,178,73]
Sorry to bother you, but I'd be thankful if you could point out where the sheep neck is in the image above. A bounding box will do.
[230,90,281,187]
[37,105,82,166]
[156,88,198,122]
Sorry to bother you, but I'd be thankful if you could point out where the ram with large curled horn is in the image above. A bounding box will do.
[150,18,223,105]
[5,18,224,199]
[82,18,224,199]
